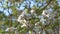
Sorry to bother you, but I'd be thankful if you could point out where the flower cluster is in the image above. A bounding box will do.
[17,9,59,34]
[17,9,35,28]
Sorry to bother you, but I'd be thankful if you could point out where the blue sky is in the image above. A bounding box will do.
[0,0,60,16]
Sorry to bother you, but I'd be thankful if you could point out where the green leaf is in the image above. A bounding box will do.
[24,9,28,14]
[29,30,33,34]
[10,6,18,15]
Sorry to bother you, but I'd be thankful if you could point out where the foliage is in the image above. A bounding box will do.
[0,0,60,34]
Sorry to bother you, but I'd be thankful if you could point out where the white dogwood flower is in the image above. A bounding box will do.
[5,27,17,32]
[30,9,35,14]
[21,24,27,28]
[17,12,25,23]
[5,28,10,32]
[42,10,50,18]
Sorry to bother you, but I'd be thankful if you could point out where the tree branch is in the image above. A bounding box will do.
[36,0,53,15]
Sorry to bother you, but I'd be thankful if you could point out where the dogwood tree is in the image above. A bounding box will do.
[0,0,60,34]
